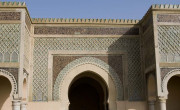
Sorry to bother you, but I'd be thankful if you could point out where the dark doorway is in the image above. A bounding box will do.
[167,76,180,110]
[69,76,107,110]
[0,76,12,110]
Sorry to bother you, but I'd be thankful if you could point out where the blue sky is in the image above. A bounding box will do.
[2,0,180,19]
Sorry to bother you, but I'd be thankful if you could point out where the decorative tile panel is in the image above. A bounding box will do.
[53,55,123,85]
[34,26,139,35]
[0,24,20,62]
[160,68,180,80]
[157,14,180,23]
[0,12,20,20]
[33,37,143,101]
[158,26,180,62]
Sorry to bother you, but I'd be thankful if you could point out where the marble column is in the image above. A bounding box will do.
[159,98,166,110]
[12,100,21,110]
[148,100,155,110]
[20,102,27,110]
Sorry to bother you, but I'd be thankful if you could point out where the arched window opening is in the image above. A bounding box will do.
[0,53,3,62]
[11,52,18,62]
[4,52,10,62]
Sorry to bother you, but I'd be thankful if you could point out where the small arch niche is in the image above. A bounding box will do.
[0,53,3,62]
[4,52,10,62]
[11,52,18,62]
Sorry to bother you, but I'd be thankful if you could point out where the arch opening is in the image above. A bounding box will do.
[68,71,108,110]
[147,74,156,101]
[0,76,12,110]
[22,78,27,101]
[167,76,180,110]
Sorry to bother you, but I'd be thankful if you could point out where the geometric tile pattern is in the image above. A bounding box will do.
[157,14,180,23]
[53,55,123,85]
[34,26,139,35]
[158,26,180,62]
[0,24,20,62]
[24,28,30,70]
[160,68,180,80]
[0,12,20,20]
[53,57,123,100]
[33,37,144,101]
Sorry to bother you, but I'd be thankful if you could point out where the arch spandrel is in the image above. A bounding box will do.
[53,57,123,101]
[162,69,180,97]
[0,69,18,96]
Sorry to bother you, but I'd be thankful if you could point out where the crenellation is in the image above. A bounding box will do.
[31,18,140,24]
[152,4,180,9]
[0,2,26,7]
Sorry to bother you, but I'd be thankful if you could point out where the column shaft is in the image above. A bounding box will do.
[20,102,27,110]
[159,98,166,110]
[12,100,21,110]
[148,101,155,110]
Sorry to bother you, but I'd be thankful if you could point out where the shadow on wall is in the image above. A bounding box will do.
[0,76,12,110]
[107,27,143,101]
[107,27,146,109]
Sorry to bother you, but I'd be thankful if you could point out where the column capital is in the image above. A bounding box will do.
[21,102,27,105]
[158,96,167,103]
[148,97,156,102]
[148,100,155,105]
[12,100,21,104]
[13,94,22,100]
[158,96,167,110]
